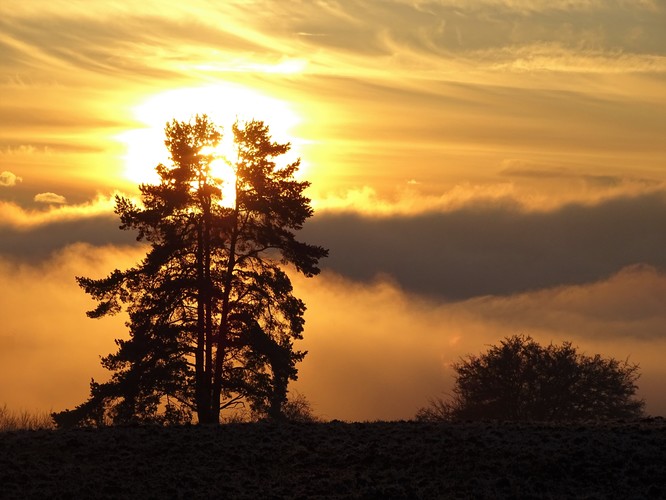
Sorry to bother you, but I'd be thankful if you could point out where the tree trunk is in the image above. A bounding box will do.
[211,198,240,422]
[197,186,216,425]
[194,221,209,423]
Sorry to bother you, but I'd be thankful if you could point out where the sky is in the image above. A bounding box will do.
[1,0,665,421]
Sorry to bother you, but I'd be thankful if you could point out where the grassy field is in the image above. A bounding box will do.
[2,418,664,498]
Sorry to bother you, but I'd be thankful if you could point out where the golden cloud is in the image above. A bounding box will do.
[0,194,118,229]
[33,192,67,204]
[0,171,22,187]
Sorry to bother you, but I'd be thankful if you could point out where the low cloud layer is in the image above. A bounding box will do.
[3,191,664,296]
[4,244,663,420]
[0,244,143,411]
[292,268,666,420]
[0,197,138,261]
[303,192,666,300]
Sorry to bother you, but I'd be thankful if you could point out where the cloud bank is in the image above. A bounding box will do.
[304,191,666,300]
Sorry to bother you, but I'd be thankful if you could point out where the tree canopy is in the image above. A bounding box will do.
[417,335,645,422]
[53,115,327,427]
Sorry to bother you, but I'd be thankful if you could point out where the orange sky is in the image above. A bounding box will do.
[1,0,665,420]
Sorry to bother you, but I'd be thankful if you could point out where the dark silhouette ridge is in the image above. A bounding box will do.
[417,334,645,422]
[3,420,665,498]
[53,115,327,427]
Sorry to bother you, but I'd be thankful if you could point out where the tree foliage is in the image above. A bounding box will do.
[417,335,645,422]
[53,115,327,427]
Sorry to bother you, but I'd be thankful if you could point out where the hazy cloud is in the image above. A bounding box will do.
[0,244,143,411]
[292,267,666,420]
[0,171,22,186]
[456,263,666,341]
[33,192,67,204]
[2,191,664,291]
[2,245,664,420]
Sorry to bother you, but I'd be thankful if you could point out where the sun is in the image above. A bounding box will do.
[116,83,302,192]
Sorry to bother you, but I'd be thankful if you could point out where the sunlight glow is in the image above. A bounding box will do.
[201,144,237,208]
[117,83,302,189]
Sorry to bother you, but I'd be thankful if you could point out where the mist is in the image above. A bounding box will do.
[3,243,662,421]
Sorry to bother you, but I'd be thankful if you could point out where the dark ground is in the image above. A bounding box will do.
[2,419,665,499]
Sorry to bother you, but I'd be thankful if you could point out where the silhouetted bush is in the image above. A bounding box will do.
[280,392,322,423]
[0,404,55,431]
[417,335,645,422]
[231,392,321,423]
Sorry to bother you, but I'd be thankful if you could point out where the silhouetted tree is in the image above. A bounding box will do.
[416,335,645,422]
[53,115,327,427]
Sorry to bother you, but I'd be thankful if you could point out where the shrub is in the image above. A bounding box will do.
[417,335,645,422]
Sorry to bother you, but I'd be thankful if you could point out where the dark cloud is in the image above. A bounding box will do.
[0,214,140,262]
[302,192,666,300]
[3,191,664,297]
[2,191,664,299]
[499,164,662,188]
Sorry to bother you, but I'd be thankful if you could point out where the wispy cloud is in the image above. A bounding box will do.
[486,45,666,74]
[3,0,664,83]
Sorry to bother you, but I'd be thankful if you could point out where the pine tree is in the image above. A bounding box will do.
[53,115,327,427]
